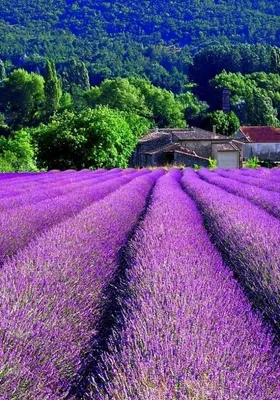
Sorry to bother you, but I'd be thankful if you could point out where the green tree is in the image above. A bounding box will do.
[0,130,37,172]
[201,110,240,136]
[130,77,186,127]
[177,90,209,125]
[0,59,6,82]
[63,60,91,91]
[211,71,280,125]
[44,60,62,119]
[32,106,137,170]
[0,69,45,129]
[84,77,151,117]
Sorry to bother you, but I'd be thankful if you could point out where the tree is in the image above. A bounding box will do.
[0,130,37,172]
[177,90,209,125]
[32,106,138,170]
[84,77,151,117]
[63,60,91,91]
[44,60,62,119]
[0,69,45,129]
[0,59,6,82]
[201,110,240,136]
[130,77,186,127]
[211,71,280,125]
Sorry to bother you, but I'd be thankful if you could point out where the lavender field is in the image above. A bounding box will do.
[1,168,280,400]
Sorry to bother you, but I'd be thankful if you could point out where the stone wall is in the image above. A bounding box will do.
[132,133,172,167]
[179,140,212,158]
[244,143,280,161]
[174,152,209,167]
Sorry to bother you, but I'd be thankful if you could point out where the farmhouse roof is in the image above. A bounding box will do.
[239,126,280,143]
[139,131,171,142]
[144,143,195,155]
[144,143,208,160]
[170,127,229,140]
[212,142,240,152]
[139,127,229,142]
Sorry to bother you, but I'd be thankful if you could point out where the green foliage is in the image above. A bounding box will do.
[84,78,151,117]
[0,69,45,129]
[245,156,261,168]
[211,71,280,126]
[130,78,186,128]
[177,91,209,125]
[190,44,280,106]
[201,110,240,136]
[0,130,37,172]
[193,163,202,171]
[32,106,138,170]
[61,60,90,92]
[85,77,186,128]
[120,112,151,137]
[0,59,6,82]
[1,1,280,61]
[44,60,62,119]
[208,157,218,170]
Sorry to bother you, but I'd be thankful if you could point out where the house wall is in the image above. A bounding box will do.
[217,152,239,168]
[244,143,280,161]
[132,134,172,167]
[174,152,209,167]
[178,139,232,158]
[178,140,212,157]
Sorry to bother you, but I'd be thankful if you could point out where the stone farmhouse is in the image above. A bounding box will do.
[234,126,280,161]
[131,127,243,168]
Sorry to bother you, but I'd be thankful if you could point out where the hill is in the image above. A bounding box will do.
[1,0,280,62]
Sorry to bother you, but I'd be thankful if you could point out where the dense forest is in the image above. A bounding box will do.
[1,0,280,90]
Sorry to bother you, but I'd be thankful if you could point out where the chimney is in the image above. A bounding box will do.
[222,88,231,114]
[212,125,217,137]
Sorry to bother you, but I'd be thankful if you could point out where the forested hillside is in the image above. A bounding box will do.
[1,0,280,62]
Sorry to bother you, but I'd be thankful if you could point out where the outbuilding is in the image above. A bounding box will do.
[212,143,240,169]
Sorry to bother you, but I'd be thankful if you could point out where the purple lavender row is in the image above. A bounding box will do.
[0,170,86,188]
[0,172,39,180]
[214,168,280,193]
[0,169,164,399]
[198,168,280,219]
[0,169,105,196]
[181,169,280,336]
[87,173,280,400]
[237,167,280,182]
[0,169,114,200]
[0,170,133,212]
[0,169,150,265]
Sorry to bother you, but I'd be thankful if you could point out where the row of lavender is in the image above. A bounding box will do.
[0,169,164,398]
[87,172,280,399]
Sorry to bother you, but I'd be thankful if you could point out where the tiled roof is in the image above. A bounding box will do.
[139,131,171,142]
[239,126,280,143]
[144,143,194,155]
[140,127,229,142]
[144,143,208,160]
[212,142,240,152]
[171,127,229,140]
